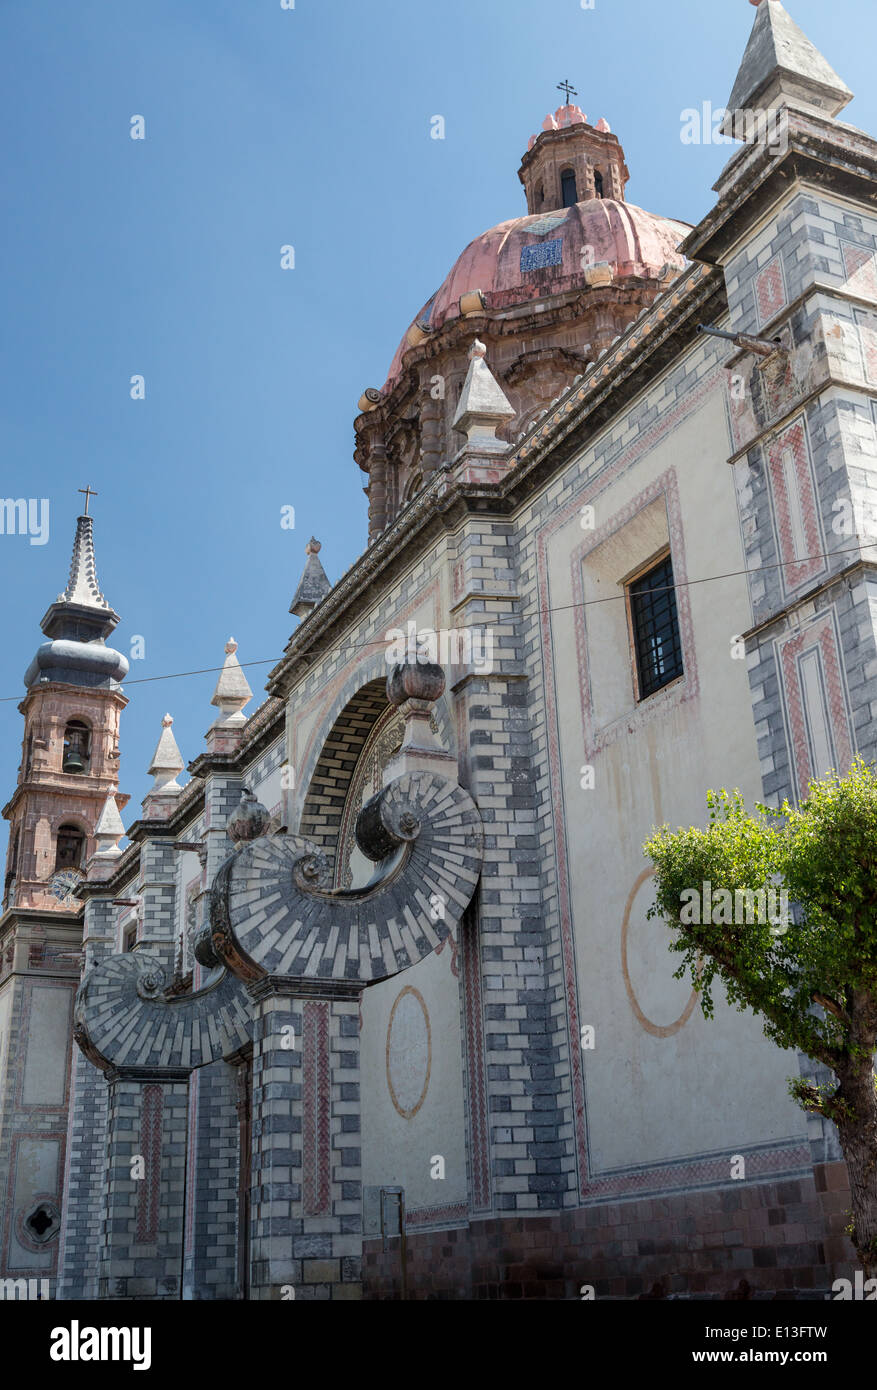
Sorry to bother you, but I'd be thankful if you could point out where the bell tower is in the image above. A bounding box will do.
[2,501,130,912]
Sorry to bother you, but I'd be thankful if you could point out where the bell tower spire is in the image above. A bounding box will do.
[2,502,130,912]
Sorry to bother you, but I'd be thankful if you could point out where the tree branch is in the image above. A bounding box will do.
[812,992,851,1027]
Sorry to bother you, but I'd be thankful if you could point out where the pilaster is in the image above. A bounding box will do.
[98,1067,189,1299]
[246,978,363,1300]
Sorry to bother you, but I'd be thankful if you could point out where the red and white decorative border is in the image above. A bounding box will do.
[184,1070,199,1258]
[460,909,490,1212]
[570,467,699,760]
[302,1000,331,1216]
[135,1084,163,1244]
[777,612,854,800]
[766,417,825,595]
[841,240,877,304]
[755,255,788,330]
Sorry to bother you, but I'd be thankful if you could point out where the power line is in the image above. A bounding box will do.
[1,537,873,708]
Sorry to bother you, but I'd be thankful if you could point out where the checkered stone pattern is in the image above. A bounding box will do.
[722,190,877,620]
[724,193,877,335]
[209,772,483,983]
[183,1058,244,1300]
[733,394,877,627]
[203,774,245,892]
[743,571,877,1157]
[728,191,877,1164]
[742,530,877,800]
[98,1071,189,1300]
[56,897,118,1299]
[247,981,363,1300]
[137,838,181,955]
[73,953,252,1073]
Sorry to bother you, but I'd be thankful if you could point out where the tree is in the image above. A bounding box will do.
[643,759,877,1277]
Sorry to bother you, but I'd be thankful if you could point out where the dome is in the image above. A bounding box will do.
[24,638,129,690]
[382,198,691,390]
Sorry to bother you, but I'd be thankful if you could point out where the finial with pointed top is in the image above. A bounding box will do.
[210,638,252,727]
[290,538,332,619]
[147,712,185,791]
[59,514,110,610]
[452,340,515,452]
[722,0,853,138]
[92,790,125,859]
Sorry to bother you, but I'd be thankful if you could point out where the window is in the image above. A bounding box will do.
[594,169,604,199]
[561,168,577,208]
[627,552,683,699]
[55,824,85,871]
[62,720,91,774]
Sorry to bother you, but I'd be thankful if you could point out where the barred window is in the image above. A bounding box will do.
[628,552,683,699]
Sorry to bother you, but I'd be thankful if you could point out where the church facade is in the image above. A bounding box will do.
[1,0,875,1299]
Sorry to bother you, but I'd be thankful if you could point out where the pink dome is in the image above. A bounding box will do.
[382,199,691,390]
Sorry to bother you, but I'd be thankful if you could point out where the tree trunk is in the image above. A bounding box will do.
[834,1059,877,1279]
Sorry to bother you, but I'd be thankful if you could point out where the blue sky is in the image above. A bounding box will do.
[1,0,874,840]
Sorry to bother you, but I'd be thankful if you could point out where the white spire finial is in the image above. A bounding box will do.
[211,638,253,727]
[147,712,185,791]
[59,515,110,609]
[452,340,516,450]
[92,790,125,859]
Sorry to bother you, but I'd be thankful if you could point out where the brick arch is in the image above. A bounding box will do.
[297,675,456,875]
[48,811,93,837]
[298,678,391,874]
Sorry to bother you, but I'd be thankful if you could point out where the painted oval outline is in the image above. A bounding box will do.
[621,866,698,1038]
[385,985,432,1119]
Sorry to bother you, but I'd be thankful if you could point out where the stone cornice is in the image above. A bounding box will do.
[682,111,877,267]
[0,904,83,934]
[17,681,128,716]
[247,975,365,1002]
[741,558,877,642]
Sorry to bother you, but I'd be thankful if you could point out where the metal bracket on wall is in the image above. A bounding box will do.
[380,1186,408,1300]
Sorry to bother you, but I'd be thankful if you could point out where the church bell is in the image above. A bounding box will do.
[62,747,86,774]
[62,729,87,774]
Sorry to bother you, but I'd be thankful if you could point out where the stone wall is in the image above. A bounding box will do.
[364,1163,856,1300]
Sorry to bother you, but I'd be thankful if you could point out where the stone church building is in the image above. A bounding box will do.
[1,1,874,1298]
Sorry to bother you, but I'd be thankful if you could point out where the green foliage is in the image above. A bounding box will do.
[643,760,877,1076]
